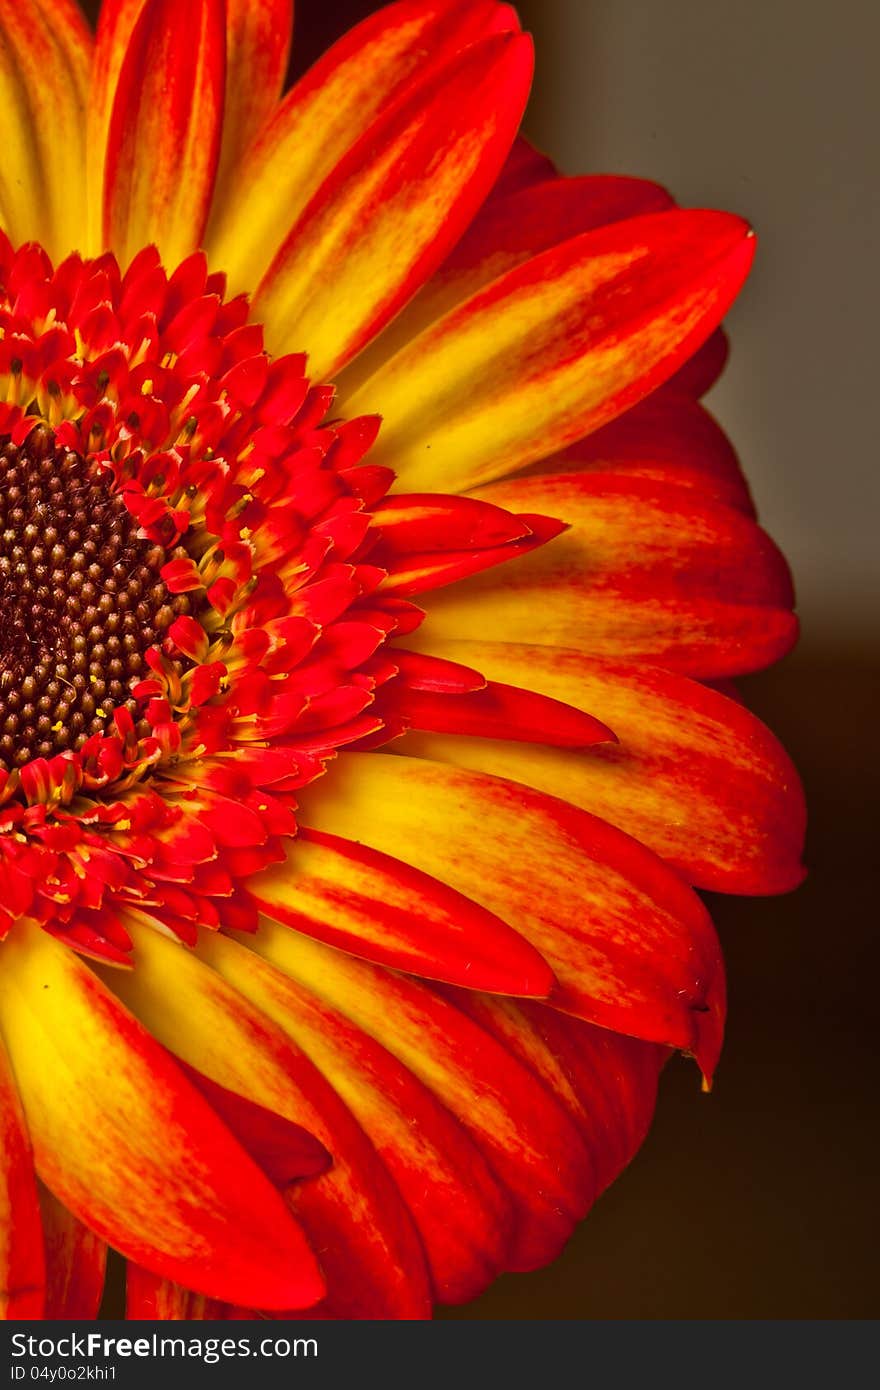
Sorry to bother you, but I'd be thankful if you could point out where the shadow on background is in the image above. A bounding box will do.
[441,643,879,1318]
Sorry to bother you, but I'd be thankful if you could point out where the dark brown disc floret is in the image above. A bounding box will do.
[0,425,190,770]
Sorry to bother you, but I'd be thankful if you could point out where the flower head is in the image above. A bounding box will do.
[0,0,804,1319]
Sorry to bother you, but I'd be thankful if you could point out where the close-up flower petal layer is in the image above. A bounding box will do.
[0,0,805,1320]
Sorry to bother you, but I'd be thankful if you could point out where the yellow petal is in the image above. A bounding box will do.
[0,0,91,257]
[0,921,324,1310]
[212,0,294,209]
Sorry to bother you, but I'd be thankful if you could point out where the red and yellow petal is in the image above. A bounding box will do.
[205,0,520,291]
[246,828,555,996]
[107,918,433,1319]
[420,473,796,678]
[0,0,91,258]
[448,994,665,1195]
[222,922,597,1273]
[86,0,145,249]
[528,391,756,516]
[298,752,725,1078]
[252,32,533,374]
[102,0,226,267]
[212,0,294,207]
[201,929,516,1305]
[398,640,806,894]
[347,210,755,491]
[0,922,324,1311]
[340,171,675,393]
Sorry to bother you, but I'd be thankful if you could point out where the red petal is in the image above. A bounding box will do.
[664,327,729,397]
[383,679,614,747]
[490,133,557,196]
[39,1186,107,1319]
[379,514,566,596]
[102,0,226,266]
[249,827,554,996]
[178,1061,332,1186]
[370,493,531,553]
[0,1034,45,1318]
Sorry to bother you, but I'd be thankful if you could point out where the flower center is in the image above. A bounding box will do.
[0,424,190,770]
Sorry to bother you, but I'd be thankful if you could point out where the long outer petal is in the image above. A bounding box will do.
[0,921,324,1311]
[450,994,665,1194]
[102,0,226,266]
[0,1031,45,1318]
[220,923,597,1273]
[246,828,554,995]
[338,172,674,395]
[198,930,516,1304]
[0,0,91,258]
[212,0,294,207]
[39,1186,106,1319]
[528,392,756,515]
[85,0,146,252]
[298,753,725,1078]
[398,640,806,894]
[110,917,432,1319]
[205,0,519,290]
[348,210,755,492]
[252,33,533,374]
[421,473,797,678]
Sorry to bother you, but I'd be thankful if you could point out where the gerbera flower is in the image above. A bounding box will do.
[0,0,805,1321]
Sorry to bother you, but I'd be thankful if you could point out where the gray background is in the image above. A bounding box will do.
[519,0,879,647]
